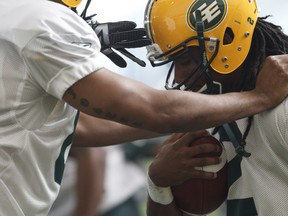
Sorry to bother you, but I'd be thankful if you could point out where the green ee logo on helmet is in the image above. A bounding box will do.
[187,0,227,32]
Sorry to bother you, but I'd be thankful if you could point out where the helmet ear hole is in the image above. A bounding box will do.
[223,27,234,45]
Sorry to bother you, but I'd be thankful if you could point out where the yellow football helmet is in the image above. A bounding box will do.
[144,0,259,74]
[61,0,82,7]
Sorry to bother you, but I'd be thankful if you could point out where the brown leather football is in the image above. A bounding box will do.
[171,136,228,215]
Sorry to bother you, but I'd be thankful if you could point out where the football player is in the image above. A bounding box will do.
[144,0,288,215]
[1,0,288,215]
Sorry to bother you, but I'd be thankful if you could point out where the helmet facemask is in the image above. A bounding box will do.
[164,45,221,94]
[149,9,221,94]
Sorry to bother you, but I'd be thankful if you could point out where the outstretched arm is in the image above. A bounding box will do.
[73,113,163,147]
[65,55,288,135]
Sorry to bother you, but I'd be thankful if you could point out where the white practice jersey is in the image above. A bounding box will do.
[223,98,288,216]
[0,0,103,215]
[183,98,288,216]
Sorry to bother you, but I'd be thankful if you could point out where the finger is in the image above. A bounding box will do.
[187,143,221,156]
[116,48,146,67]
[113,39,152,49]
[188,130,210,137]
[162,131,204,147]
[189,156,221,168]
[187,169,217,179]
[170,133,186,141]
[160,133,185,147]
[175,131,210,147]
[178,160,220,180]
[108,21,137,33]
[111,28,147,39]
[110,29,150,43]
[101,48,127,68]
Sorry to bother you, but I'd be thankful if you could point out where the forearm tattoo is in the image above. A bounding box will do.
[66,88,143,128]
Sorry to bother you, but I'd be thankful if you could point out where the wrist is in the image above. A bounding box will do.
[249,89,274,111]
[147,174,174,205]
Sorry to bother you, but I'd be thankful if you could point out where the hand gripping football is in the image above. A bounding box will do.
[171,136,228,215]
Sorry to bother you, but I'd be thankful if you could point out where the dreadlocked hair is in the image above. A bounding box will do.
[237,16,288,146]
[241,16,288,91]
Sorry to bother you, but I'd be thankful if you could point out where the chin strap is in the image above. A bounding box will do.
[222,122,251,158]
[214,121,251,158]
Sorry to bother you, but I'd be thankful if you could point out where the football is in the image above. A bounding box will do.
[171,135,228,215]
